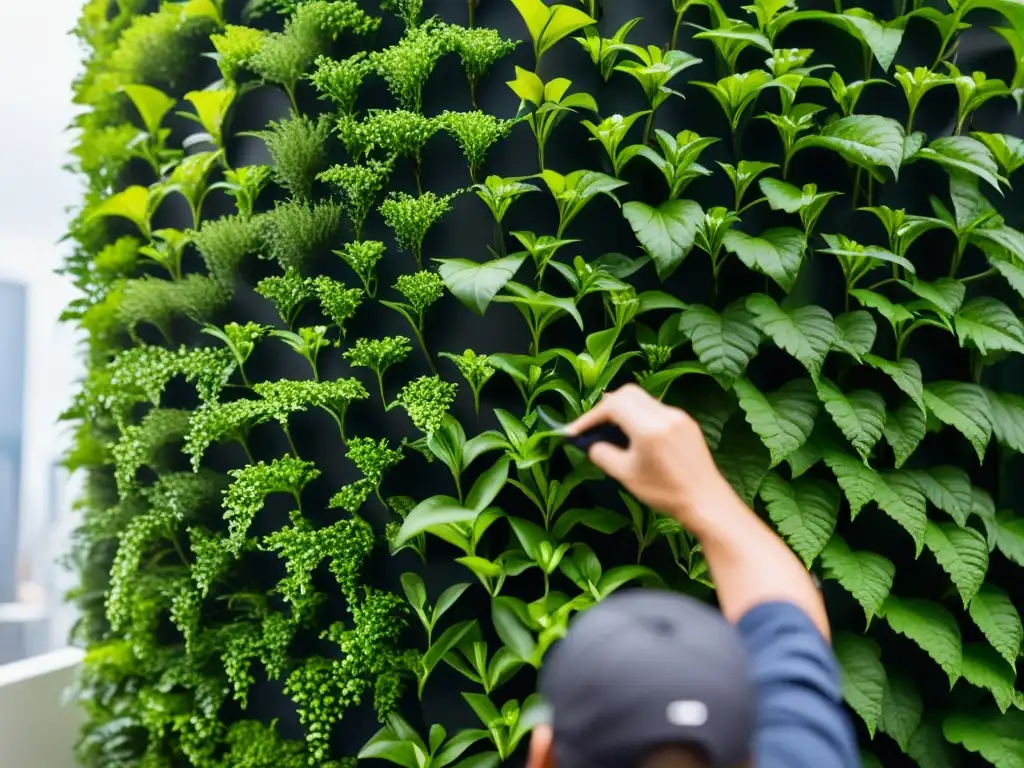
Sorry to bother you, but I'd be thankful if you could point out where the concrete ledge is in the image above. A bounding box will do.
[0,648,84,768]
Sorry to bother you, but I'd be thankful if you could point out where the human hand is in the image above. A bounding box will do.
[565,384,731,526]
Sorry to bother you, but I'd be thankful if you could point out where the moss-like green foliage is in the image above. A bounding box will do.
[256,198,344,271]
[379,191,459,267]
[117,274,226,341]
[108,4,217,89]
[318,158,394,239]
[256,268,316,327]
[258,114,333,201]
[392,375,457,433]
[211,25,266,83]
[193,214,262,295]
[310,53,371,114]
[438,110,516,181]
[371,20,451,112]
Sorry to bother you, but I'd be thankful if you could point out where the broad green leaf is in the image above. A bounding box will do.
[972,131,1024,175]
[874,470,928,555]
[758,472,839,567]
[396,496,477,547]
[491,598,537,663]
[834,632,887,738]
[758,177,807,212]
[401,573,428,613]
[914,135,1006,192]
[823,450,878,517]
[984,389,1024,453]
[622,200,703,280]
[972,486,999,551]
[712,420,771,506]
[954,297,1024,355]
[437,256,526,316]
[985,246,1024,303]
[881,596,962,687]
[785,424,825,478]
[722,227,807,292]
[861,753,884,768]
[678,302,761,386]
[733,378,819,467]
[961,643,1018,713]
[943,709,1024,767]
[746,293,836,378]
[181,88,235,146]
[552,507,629,539]
[969,585,1023,669]
[924,522,989,607]
[911,466,973,527]
[833,310,877,360]
[88,185,152,236]
[901,276,965,316]
[511,0,596,60]
[815,378,886,461]
[851,288,914,330]
[994,510,1024,568]
[689,387,738,451]
[923,381,993,462]
[771,9,906,72]
[864,354,924,410]
[794,114,905,178]
[820,536,894,626]
[121,84,177,136]
[881,671,923,752]
[909,718,959,768]
[883,401,926,468]
[466,458,511,513]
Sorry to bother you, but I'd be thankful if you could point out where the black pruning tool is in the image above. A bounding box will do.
[535,405,630,452]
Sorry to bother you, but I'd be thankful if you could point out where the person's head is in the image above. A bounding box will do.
[527,590,757,768]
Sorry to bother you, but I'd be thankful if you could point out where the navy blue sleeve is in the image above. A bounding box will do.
[737,602,861,768]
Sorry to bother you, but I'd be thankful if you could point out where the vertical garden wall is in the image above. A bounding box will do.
[62,0,1024,765]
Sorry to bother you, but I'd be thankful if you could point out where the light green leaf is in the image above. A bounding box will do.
[910,465,973,527]
[794,114,905,178]
[820,536,895,626]
[722,227,807,291]
[678,302,761,386]
[914,135,1006,192]
[925,522,989,607]
[983,244,1024,302]
[883,400,926,468]
[758,177,807,212]
[944,709,1024,767]
[901,276,965,316]
[969,585,1023,669]
[874,470,928,555]
[733,378,819,467]
[511,0,596,60]
[882,596,962,687]
[758,472,840,567]
[815,378,886,461]
[954,297,1024,355]
[746,293,836,378]
[437,256,527,316]
[984,389,1024,453]
[864,354,924,410]
[833,310,877,360]
[823,450,878,517]
[961,643,1018,713]
[121,84,177,136]
[395,495,477,547]
[181,88,235,146]
[834,632,887,738]
[923,381,993,462]
[466,457,510,513]
[622,199,703,280]
[851,288,914,329]
[881,671,923,753]
[994,510,1024,568]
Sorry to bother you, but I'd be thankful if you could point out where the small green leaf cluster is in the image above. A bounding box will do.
[392,375,457,434]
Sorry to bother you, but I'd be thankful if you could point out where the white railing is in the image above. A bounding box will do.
[0,646,83,768]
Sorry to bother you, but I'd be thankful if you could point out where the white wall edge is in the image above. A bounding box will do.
[0,646,83,688]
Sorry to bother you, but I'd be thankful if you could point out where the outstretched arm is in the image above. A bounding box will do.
[566,384,830,640]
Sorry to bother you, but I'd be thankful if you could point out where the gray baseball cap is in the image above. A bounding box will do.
[537,589,758,768]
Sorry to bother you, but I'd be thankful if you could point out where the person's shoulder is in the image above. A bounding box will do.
[737,601,831,652]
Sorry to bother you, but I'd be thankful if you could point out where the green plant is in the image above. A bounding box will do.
[440,350,495,415]
[510,0,595,67]
[335,240,387,297]
[382,271,446,371]
[391,376,458,434]
[506,67,598,169]
[255,114,333,201]
[344,336,413,406]
[612,44,702,143]
[319,158,394,239]
[380,191,460,269]
[256,268,316,328]
[447,24,520,107]
[439,111,516,183]
[257,198,344,271]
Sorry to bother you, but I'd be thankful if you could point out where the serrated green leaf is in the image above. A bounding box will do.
[874,471,928,555]
[923,381,993,462]
[984,245,1024,303]
[820,535,895,626]
[984,389,1024,453]
[969,585,1023,669]
[722,227,807,291]
[882,596,962,687]
[833,310,877,360]
[734,378,819,467]
[881,671,923,753]
[961,643,1018,713]
[909,718,959,768]
[794,114,905,178]
[993,510,1024,568]
[823,450,878,517]
[437,256,527,316]
[954,297,1024,355]
[883,400,926,468]
[758,472,839,567]
[911,466,973,527]
[851,288,915,330]
[834,632,887,738]
[944,709,1024,767]
[816,377,886,461]
[712,420,770,506]
[901,276,965,316]
[622,199,703,280]
[915,135,1006,192]
[925,521,989,607]
[678,302,761,386]
[746,293,836,378]
[864,354,924,410]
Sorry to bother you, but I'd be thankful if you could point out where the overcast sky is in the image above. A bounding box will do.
[0,1,88,272]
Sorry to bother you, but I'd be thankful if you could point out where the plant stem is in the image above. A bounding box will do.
[542,570,550,597]
[412,323,437,374]
[868,276,899,291]
[834,0,842,12]
[961,267,996,283]
[472,386,481,416]
[642,108,656,145]
[851,167,863,208]
[454,472,464,505]
[169,532,189,565]
[467,0,475,27]
[950,238,967,277]
[238,436,255,464]
[376,371,388,408]
[282,424,300,458]
[238,364,252,388]
[671,8,686,50]
[324,408,348,445]
[291,490,304,514]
